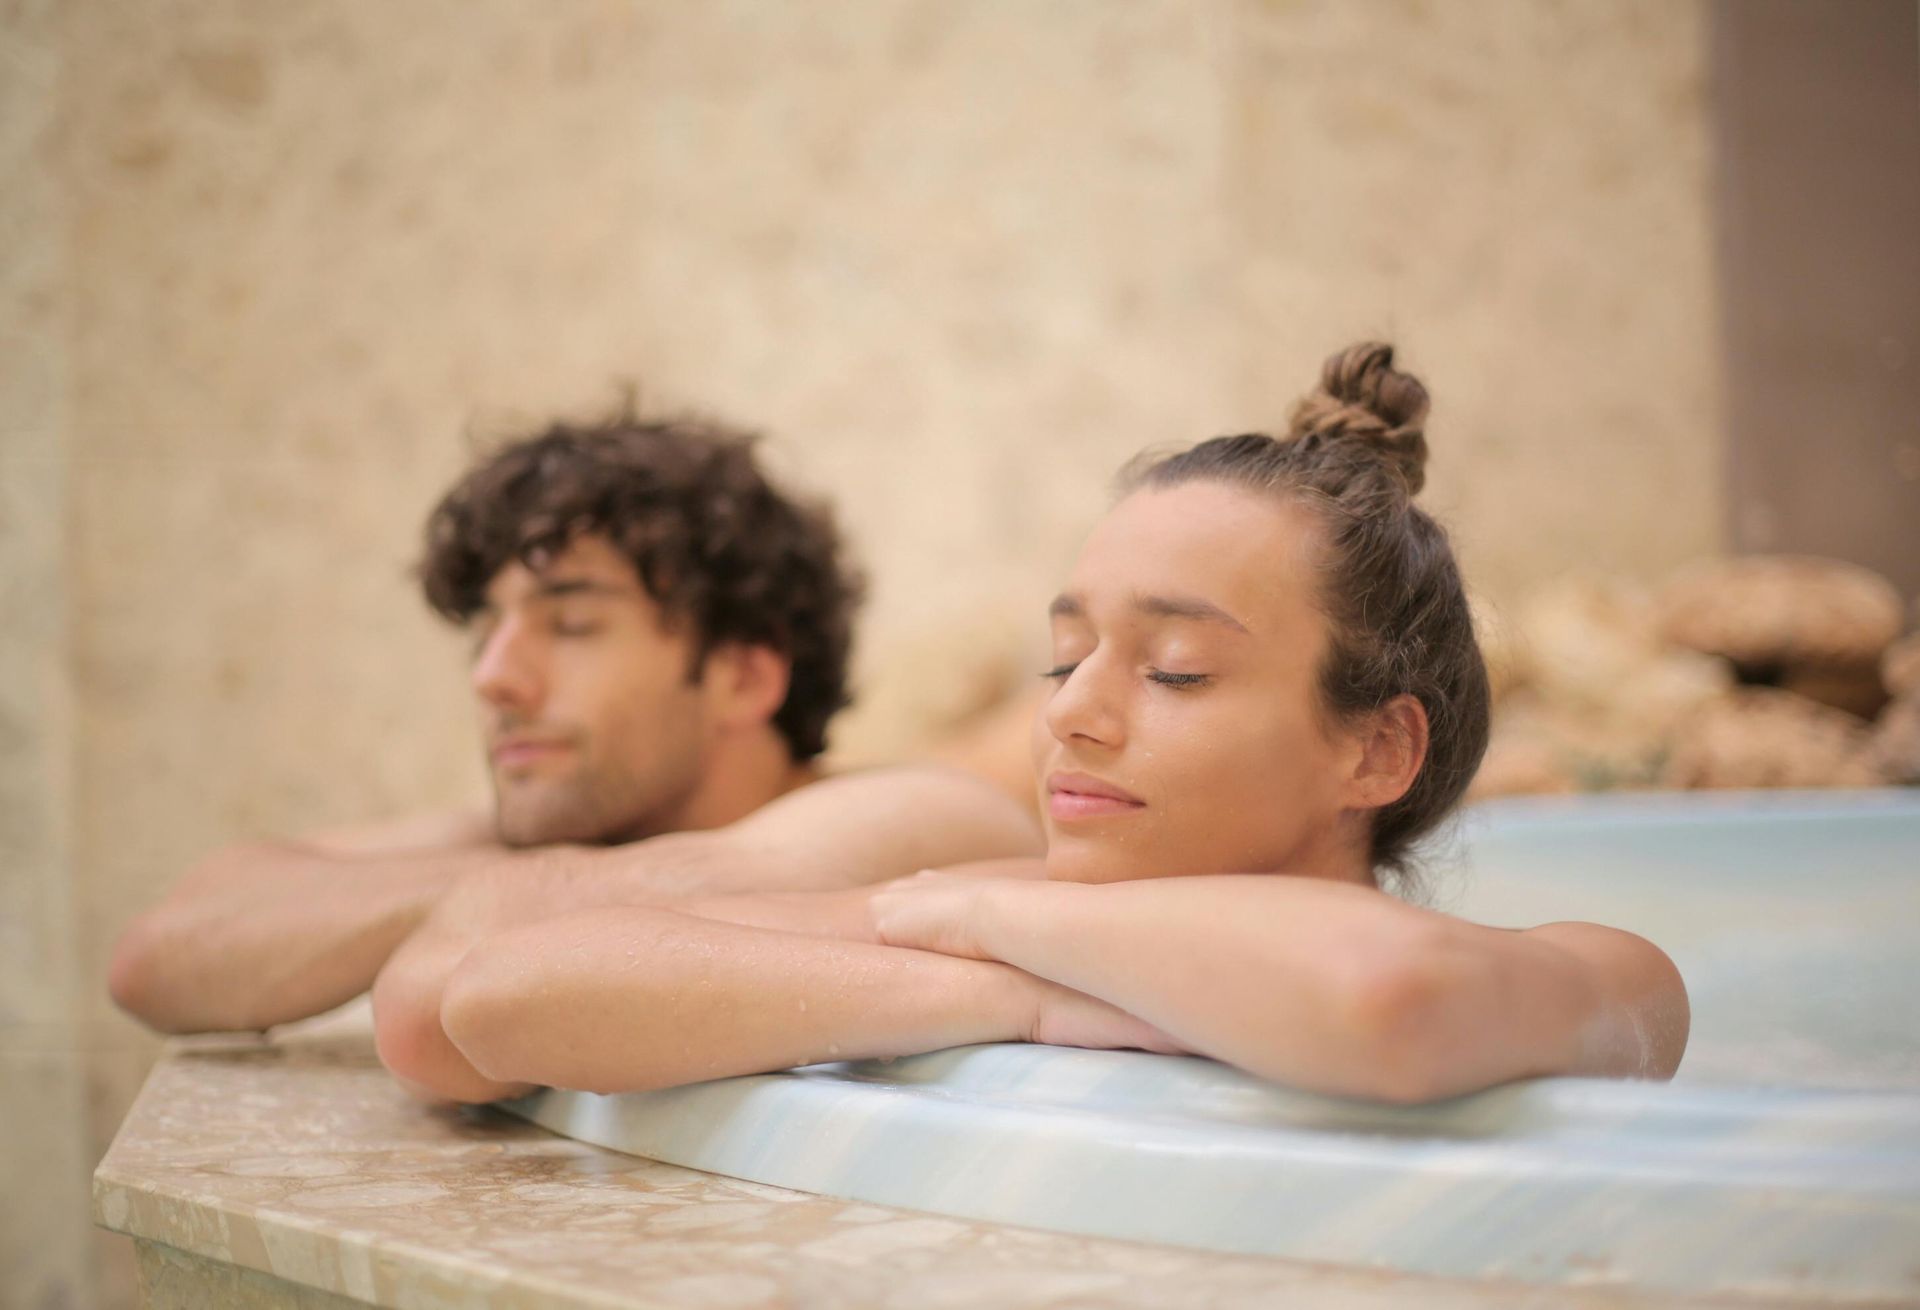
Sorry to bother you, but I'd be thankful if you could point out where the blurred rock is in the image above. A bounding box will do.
[1661,688,1881,790]
[1777,663,1889,720]
[1469,696,1579,798]
[1868,694,1920,786]
[1882,631,1920,700]
[1468,593,1527,705]
[1510,576,1734,751]
[1657,556,1903,673]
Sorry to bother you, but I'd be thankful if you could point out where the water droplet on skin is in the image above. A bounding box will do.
[797,999,808,1013]
[827,1043,841,1057]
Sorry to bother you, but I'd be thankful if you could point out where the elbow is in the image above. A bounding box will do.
[369,964,448,1097]
[106,917,158,1023]
[441,918,695,1096]
[370,949,527,1105]
[107,912,198,1034]
[438,936,653,1096]
[438,947,536,1089]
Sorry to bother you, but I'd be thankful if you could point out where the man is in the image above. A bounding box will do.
[108,408,1041,1044]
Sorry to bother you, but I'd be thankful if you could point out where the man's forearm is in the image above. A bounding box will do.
[436,908,1036,1099]
[109,842,490,1034]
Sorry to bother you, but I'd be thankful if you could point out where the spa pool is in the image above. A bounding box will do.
[510,791,1920,1302]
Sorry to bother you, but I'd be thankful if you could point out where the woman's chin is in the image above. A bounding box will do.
[1041,840,1149,885]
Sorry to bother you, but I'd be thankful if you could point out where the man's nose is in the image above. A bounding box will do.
[1042,656,1124,750]
[470,621,544,713]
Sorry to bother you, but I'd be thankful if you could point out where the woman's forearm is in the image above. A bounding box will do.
[971,876,1597,1102]
[440,908,1038,1096]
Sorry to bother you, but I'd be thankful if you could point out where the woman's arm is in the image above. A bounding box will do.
[430,905,1173,1100]
[874,874,1689,1104]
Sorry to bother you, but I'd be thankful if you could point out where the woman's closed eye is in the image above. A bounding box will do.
[1039,662,1213,689]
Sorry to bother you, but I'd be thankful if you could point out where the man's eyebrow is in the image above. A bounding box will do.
[531,578,634,600]
[473,579,637,617]
[1133,592,1251,634]
[1047,594,1084,620]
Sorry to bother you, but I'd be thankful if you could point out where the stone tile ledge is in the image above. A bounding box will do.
[92,1013,1827,1309]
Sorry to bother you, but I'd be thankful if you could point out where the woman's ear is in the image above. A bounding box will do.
[1345,693,1428,812]
[703,643,793,734]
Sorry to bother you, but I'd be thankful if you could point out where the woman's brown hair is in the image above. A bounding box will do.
[1122,343,1489,893]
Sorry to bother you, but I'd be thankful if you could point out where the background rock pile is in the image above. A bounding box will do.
[1472,556,1920,797]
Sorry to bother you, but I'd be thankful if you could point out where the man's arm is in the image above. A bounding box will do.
[657,766,1044,896]
[371,768,1044,1100]
[410,902,1170,1101]
[875,874,1691,1103]
[116,765,1041,1039]
[107,809,502,1034]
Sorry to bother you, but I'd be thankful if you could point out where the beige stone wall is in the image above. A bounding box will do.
[5,2,1719,1304]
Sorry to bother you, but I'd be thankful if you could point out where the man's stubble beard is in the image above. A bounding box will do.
[491,745,701,848]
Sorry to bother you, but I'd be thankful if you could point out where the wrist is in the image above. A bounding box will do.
[986,960,1050,1045]
[973,878,1073,966]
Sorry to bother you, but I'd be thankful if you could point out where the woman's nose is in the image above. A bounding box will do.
[1042,657,1125,750]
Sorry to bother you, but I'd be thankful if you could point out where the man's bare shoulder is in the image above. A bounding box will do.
[717,762,1044,880]
[740,763,1037,829]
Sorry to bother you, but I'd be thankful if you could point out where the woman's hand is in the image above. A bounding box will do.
[868,868,1005,960]
[872,871,1186,1057]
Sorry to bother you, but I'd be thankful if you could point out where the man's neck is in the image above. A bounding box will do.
[662,730,820,835]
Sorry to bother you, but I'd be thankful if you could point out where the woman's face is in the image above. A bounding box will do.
[1032,481,1372,884]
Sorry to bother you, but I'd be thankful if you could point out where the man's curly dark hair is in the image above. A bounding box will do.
[418,405,864,761]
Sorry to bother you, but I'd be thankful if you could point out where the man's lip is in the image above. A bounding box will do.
[1045,771,1144,805]
[491,738,572,764]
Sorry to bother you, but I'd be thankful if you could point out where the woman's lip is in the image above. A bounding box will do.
[1046,772,1144,804]
[1047,790,1146,822]
[1045,772,1146,821]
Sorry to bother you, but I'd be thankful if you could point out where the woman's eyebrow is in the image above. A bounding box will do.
[1047,591,1251,634]
[1132,592,1251,634]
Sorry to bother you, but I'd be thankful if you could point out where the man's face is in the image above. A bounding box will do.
[468,535,712,847]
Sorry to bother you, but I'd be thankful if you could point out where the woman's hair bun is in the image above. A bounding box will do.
[1286,341,1431,495]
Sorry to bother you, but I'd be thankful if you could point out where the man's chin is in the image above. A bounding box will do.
[493,791,610,848]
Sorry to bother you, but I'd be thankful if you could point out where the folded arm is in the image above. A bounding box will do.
[880,874,1690,1103]
[439,910,1034,1095]
[372,770,1044,1100]
[395,862,1166,1101]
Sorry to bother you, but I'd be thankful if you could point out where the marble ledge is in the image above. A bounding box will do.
[93,1013,1824,1310]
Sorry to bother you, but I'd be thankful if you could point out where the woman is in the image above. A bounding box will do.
[383,343,1690,1105]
